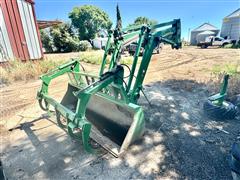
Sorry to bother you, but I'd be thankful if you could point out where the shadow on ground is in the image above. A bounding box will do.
[128,79,240,179]
[1,79,240,179]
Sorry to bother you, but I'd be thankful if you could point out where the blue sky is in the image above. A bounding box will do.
[35,0,239,40]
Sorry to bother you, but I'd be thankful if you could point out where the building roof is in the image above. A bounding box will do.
[192,23,219,32]
[224,8,240,19]
[37,20,62,29]
[197,30,215,35]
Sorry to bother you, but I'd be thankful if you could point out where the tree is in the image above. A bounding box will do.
[116,4,122,29]
[40,30,54,53]
[69,5,112,45]
[50,23,80,52]
[129,16,158,27]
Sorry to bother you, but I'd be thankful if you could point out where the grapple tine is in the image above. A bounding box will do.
[67,121,94,153]
[81,123,94,153]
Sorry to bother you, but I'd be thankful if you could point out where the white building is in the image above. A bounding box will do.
[190,23,219,45]
[92,29,109,49]
[220,8,240,41]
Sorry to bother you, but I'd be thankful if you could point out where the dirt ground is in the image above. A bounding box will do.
[0,46,240,179]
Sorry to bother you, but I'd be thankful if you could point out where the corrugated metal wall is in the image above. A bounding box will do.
[0,0,42,62]
[0,0,30,61]
[17,0,41,59]
[221,17,240,40]
[190,31,199,45]
[0,5,14,62]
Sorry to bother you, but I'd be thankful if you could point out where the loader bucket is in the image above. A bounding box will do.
[61,83,145,157]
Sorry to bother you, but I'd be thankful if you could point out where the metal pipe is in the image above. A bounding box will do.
[99,30,113,75]
[126,27,146,92]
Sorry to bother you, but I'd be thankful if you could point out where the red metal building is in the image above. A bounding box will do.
[0,0,43,62]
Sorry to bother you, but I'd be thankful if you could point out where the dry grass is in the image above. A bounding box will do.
[0,52,79,84]
[207,74,240,97]
[207,63,240,97]
[0,50,135,85]
[0,58,66,84]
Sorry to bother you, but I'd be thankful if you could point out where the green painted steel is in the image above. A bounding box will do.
[126,26,146,93]
[208,74,229,106]
[99,30,113,75]
[37,19,181,156]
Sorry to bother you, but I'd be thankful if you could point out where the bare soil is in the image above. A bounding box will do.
[0,46,240,179]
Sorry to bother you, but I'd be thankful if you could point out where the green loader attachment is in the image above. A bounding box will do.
[37,19,181,157]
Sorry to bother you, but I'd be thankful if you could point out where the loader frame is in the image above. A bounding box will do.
[37,19,181,155]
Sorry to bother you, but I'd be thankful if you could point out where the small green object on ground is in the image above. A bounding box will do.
[203,74,237,120]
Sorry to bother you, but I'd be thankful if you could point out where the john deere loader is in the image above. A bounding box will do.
[37,19,181,157]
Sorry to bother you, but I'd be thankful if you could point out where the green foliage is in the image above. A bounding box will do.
[69,5,112,42]
[40,30,54,52]
[116,4,122,29]
[223,41,240,49]
[79,50,106,64]
[79,40,91,51]
[223,44,234,48]
[129,16,158,27]
[50,23,80,52]
[212,63,240,76]
[78,50,137,65]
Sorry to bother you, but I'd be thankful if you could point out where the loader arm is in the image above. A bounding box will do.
[100,19,181,102]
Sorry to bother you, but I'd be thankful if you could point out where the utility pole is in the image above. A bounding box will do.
[188,28,191,43]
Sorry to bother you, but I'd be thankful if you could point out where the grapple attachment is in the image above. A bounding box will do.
[37,60,144,157]
[37,19,181,156]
